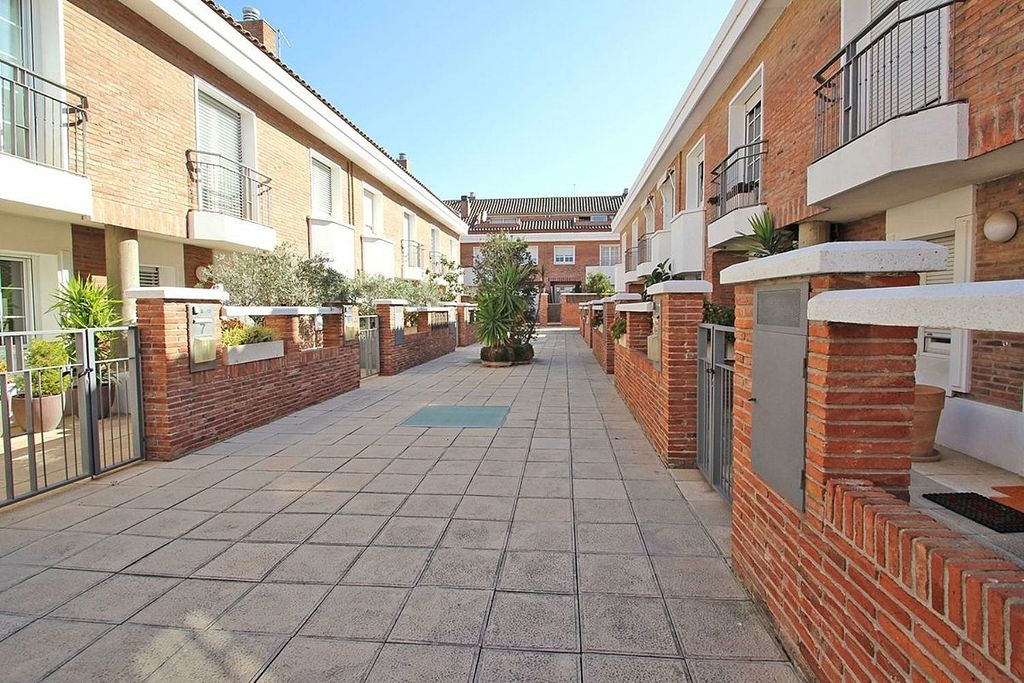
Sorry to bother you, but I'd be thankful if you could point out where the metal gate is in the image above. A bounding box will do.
[697,323,736,502]
[358,315,380,378]
[1,327,145,508]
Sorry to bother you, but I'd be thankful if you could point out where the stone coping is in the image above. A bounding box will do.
[405,306,454,313]
[125,287,229,302]
[807,280,1024,333]
[645,280,713,296]
[374,299,409,306]
[617,302,655,313]
[720,241,946,285]
[223,305,345,316]
[610,293,643,302]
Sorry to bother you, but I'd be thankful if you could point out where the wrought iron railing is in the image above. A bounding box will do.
[186,149,271,225]
[697,323,735,502]
[637,233,653,266]
[624,247,637,273]
[813,0,959,160]
[403,240,423,268]
[0,58,88,174]
[428,250,445,271]
[710,140,766,219]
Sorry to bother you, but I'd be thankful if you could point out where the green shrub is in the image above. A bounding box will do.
[222,324,277,347]
[584,272,614,296]
[609,316,627,340]
[13,340,72,397]
[702,302,736,327]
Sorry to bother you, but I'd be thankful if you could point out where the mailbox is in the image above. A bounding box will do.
[344,306,359,342]
[647,299,662,367]
[189,304,218,372]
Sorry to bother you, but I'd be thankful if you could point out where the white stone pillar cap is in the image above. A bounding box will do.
[125,287,229,302]
[645,280,712,296]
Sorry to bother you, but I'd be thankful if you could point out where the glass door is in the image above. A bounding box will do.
[744,98,762,187]
[0,0,32,160]
[0,257,32,332]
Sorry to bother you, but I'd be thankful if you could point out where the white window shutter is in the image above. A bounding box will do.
[311,158,333,216]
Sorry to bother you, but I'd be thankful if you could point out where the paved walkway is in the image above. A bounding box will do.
[0,330,800,682]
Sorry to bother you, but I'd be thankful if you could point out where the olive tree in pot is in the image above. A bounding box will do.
[48,276,123,419]
[12,340,73,433]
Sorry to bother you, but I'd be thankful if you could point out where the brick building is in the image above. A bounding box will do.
[0,0,465,330]
[449,194,625,312]
[613,0,1024,476]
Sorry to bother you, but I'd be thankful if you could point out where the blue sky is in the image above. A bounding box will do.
[222,1,731,200]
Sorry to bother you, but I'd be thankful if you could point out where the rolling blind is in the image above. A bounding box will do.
[197,92,242,162]
[197,92,244,217]
[311,158,333,216]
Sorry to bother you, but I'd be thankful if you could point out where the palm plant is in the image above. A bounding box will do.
[642,259,672,302]
[48,276,123,367]
[739,210,794,258]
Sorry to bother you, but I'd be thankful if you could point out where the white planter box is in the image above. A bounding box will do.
[226,340,284,365]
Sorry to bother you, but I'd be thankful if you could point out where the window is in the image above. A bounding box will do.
[472,247,483,263]
[139,265,161,287]
[527,246,539,264]
[920,232,955,356]
[744,97,763,184]
[599,245,619,267]
[686,139,706,209]
[402,212,420,268]
[0,256,31,332]
[661,175,676,225]
[197,91,244,218]
[631,219,639,247]
[643,203,655,236]
[590,215,609,222]
[363,188,378,234]
[310,157,333,217]
[553,246,575,265]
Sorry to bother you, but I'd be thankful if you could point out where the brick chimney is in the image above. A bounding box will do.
[397,152,410,171]
[239,7,278,57]
[459,194,474,220]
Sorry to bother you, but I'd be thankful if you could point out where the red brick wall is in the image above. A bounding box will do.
[707,250,746,307]
[562,293,601,328]
[376,305,456,375]
[456,307,478,347]
[71,225,107,281]
[840,213,886,242]
[461,239,619,292]
[183,245,214,287]
[136,299,359,461]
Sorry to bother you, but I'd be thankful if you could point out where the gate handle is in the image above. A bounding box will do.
[748,397,757,403]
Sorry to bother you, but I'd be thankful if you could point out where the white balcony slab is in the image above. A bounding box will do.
[125,287,230,302]
[807,280,1024,334]
[669,209,706,274]
[309,218,356,277]
[0,153,93,220]
[720,241,947,285]
[361,234,396,278]
[707,204,765,249]
[188,210,276,251]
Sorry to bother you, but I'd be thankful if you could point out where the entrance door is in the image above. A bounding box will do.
[0,257,31,332]
[751,283,808,510]
[358,315,380,378]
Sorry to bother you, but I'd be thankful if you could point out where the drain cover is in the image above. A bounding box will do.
[923,492,1024,533]
[403,406,510,429]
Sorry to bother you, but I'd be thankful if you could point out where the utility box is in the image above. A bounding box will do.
[188,304,218,372]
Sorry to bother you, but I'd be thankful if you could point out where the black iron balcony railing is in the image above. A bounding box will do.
[187,150,271,225]
[0,58,88,174]
[710,140,766,219]
[813,0,960,160]
[402,240,423,268]
[637,233,653,265]
[624,247,637,273]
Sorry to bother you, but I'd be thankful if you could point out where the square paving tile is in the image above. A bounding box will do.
[507,521,574,552]
[573,499,636,524]
[57,533,169,572]
[259,636,379,681]
[125,510,214,538]
[342,546,431,586]
[184,512,271,541]
[301,584,408,639]
[340,492,406,515]
[572,479,628,500]
[576,523,645,554]
[582,654,688,682]
[308,514,388,545]
[419,548,501,589]
[193,542,295,580]
[0,567,109,615]
[580,594,678,655]
[373,516,448,547]
[475,649,580,682]
[52,574,179,623]
[484,592,579,651]
[212,582,328,633]
[266,543,362,583]
[519,477,571,498]
[415,474,472,495]
[454,495,516,521]
[514,497,573,522]
[45,623,192,683]
[0,618,109,682]
[123,538,230,577]
[578,554,659,596]
[368,643,477,682]
[651,556,747,599]
[146,629,282,682]
[641,524,718,557]
[686,659,802,682]
[498,551,575,594]
[245,513,328,542]
[403,405,509,428]
[440,520,509,549]
[399,494,461,517]
[666,598,786,660]
[130,578,251,629]
[389,586,491,645]
[283,491,353,514]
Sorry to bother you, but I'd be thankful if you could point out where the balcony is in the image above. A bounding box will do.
[402,239,424,279]
[428,250,445,272]
[637,233,653,268]
[186,149,275,251]
[624,247,638,275]
[807,0,971,219]
[0,58,92,218]
[707,141,767,248]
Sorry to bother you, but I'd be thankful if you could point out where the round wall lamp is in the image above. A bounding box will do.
[983,210,1018,243]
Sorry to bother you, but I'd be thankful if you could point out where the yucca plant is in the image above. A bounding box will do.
[48,276,123,368]
[739,210,794,258]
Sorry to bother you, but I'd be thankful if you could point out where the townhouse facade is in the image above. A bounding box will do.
[0,0,465,331]
[614,0,1024,475]
[450,193,625,302]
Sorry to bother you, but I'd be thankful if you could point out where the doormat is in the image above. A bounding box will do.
[923,492,1024,533]
[403,406,509,429]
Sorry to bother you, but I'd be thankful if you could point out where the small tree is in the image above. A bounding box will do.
[738,210,795,258]
[584,272,614,296]
[426,256,465,301]
[473,234,536,293]
[202,245,350,306]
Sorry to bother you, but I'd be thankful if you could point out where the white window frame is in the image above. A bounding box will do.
[660,173,676,225]
[194,79,257,169]
[309,150,342,220]
[472,247,483,263]
[362,184,383,235]
[727,65,764,153]
[631,218,639,248]
[553,245,575,265]
[0,254,34,332]
[686,137,706,210]
[643,202,655,236]
[599,244,619,267]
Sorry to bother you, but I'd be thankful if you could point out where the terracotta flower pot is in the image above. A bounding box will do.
[911,384,946,462]
[12,393,66,433]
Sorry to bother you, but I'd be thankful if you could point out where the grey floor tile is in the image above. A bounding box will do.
[475,649,580,682]
[572,479,627,500]
[124,538,230,577]
[364,473,424,494]
[519,477,572,498]
[343,546,431,586]
[484,592,579,651]
[513,497,573,522]
[0,613,31,639]
[130,578,251,629]
[282,490,353,514]
[51,574,179,623]
[373,516,448,547]
[651,556,747,599]
[259,636,379,681]
[194,542,295,581]
[246,513,328,543]
[0,617,109,681]
[498,551,576,594]
[631,498,697,525]
[454,495,516,521]
[575,523,645,554]
[2,531,106,566]
[212,582,329,633]
[173,487,252,512]
[467,475,520,497]
[185,512,272,541]
[368,643,477,682]
[125,509,215,538]
[580,594,678,655]
[440,520,510,550]
[266,543,362,583]
[507,521,574,551]
[641,524,718,557]
[308,514,388,545]
[147,629,282,683]
[300,584,408,639]
[398,494,461,518]
[0,567,109,616]
[58,533,168,572]
[573,499,636,524]
[389,586,491,645]
[45,623,192,682]
[339,492,406,515]
[582,653,688,682]
[686,659,802,682]
[578,554,659,596]
[666,598,786,660]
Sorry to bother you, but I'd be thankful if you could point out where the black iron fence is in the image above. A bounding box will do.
[187,149,272,225]
[813,0,958,160]
[697,323,735,502]
[0,57,88,174]
[710,141,766,220]
[625,247,637,273]
[637,233,653,266]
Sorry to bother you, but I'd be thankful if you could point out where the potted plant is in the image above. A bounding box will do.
[642,259,673,301]
[48,276,123,418]
[11,339,73,433]
[737,210,795,258]
[222,322,283,365]
[609,316,627,346]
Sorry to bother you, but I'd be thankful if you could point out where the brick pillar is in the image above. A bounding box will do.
[417,310,429,334]
[322,311,344,348]
[375,302,396,376]
[602,301,617,374]
[264,315,302,355]
[624,310,652,352]
[656,289,706,467]
[539,293,549,326]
